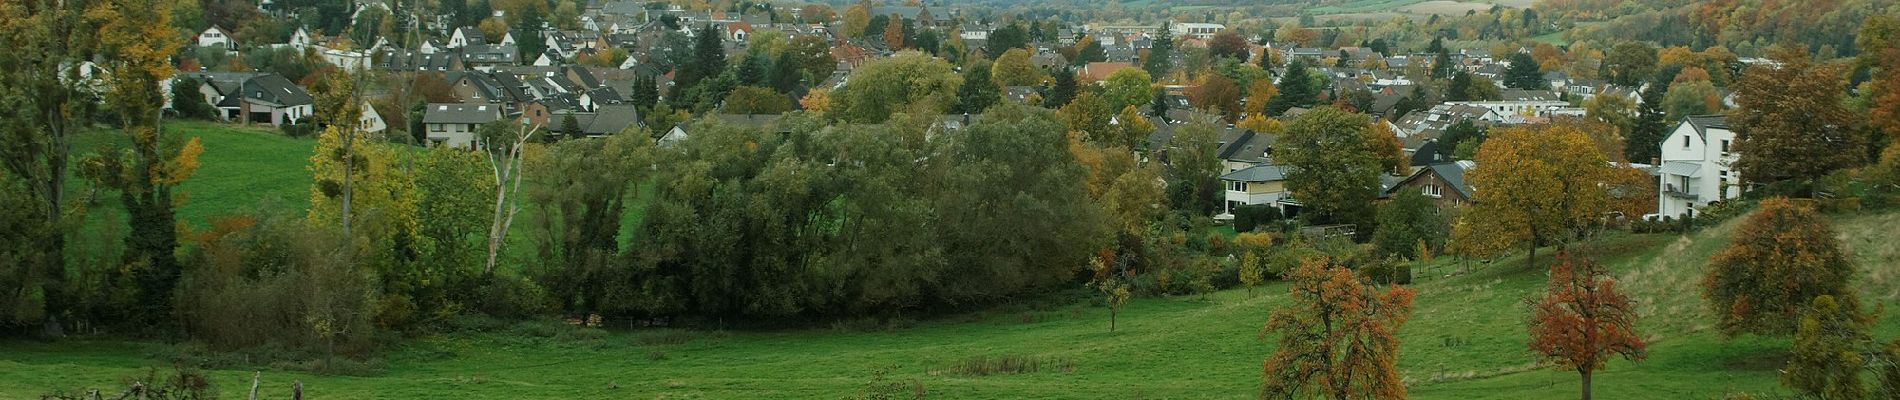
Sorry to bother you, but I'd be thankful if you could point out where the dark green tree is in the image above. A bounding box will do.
[1150,91,1171,119]
[1439,119,1485,160]
[1043,68,1078,108]
[1448,70,1475,102]
[1144,22,1174,77]
[1263,59,1316,116]
[1504,52,1544,90]
[1627,75,1670,163]
[955,60,1000,114]
[1373,190,1446,258]
[169,77,216,120]
[985,23,1028,59]
[518,6,548,62]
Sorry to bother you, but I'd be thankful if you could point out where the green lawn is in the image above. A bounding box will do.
[71,120,316,230]
[19,123,1900,398]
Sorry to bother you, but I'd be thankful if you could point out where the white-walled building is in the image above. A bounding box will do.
[422,103,504,148]
[197,26,238,50]
[1656,115,1742,218]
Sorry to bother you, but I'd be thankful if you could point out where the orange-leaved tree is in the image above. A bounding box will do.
[1261,257,1415,400]
[1703,197,1856,337]
[1529,252,1646,400]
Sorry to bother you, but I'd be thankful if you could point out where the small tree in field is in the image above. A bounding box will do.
[1240,252,1266,296]
[1703,198,1855,337]
[1529,252,1646,400]
[1089,250,1132,332]
[1261,257,1415,400]
[1783,295,1873,400]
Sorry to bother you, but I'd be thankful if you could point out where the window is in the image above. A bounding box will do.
[1682,136,1691,148]
[1422,184,1442,198]
[1230,181,1246,191]
[1720,139,1730,155]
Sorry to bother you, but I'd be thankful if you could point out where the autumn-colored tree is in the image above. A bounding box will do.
[1457,121,1613,268]
[1367,122,1407,175]
[1188,74,1241,122]
[1058,91,1112,143]
[1660,80,1720,120]
[881,16,904,50]
[1111,105,1155,150]
[991,48,1044,87]
[1244,79,1277,116]
[1703,198,1856,337]
[1529,252,1646,400]
[80,0,193,322]
[1088,250,1132,332]
[1732,46,1864,190]
[1208,31,1250,61]
[1261,257,1415,400]
[723,85,794,114]
[1236,114,1281,134]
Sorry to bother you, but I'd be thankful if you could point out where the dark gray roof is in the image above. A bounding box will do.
[1215,129,1277,162]
[241,74,312,107]
[463,44,519,64]
[422,103,503,125]
[1386,160,1474,199]
[1220,164,1288,182]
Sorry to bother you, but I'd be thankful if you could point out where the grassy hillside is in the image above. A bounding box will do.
[71,121,316,230]
[7,201,1900,398]
[16,123,1900,398]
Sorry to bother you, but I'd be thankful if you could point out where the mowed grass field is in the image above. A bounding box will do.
[7,123,1900,399]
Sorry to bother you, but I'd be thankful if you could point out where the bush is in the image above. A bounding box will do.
[1360,256,1413,285]
[175,213,380,359]
[1233,205,1282,233]
[280,119,317,138]
[469,275,553,319]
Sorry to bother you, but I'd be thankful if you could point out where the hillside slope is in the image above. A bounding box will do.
[7,127,1900,398]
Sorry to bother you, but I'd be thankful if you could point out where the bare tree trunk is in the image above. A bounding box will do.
[40,105,69,338]
[249,371,260,400]
[483,125,535,277]
[1579,369,1592,400]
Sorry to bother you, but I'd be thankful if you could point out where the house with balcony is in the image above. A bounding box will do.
[1656,115,1741,218]
[1218,164,1292,219]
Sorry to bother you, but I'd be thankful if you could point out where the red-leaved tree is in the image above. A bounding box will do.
[1261,257,1415,400]
[1529,252,1646,400]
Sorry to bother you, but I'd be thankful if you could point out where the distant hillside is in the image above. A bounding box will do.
[1540,0,1895,57]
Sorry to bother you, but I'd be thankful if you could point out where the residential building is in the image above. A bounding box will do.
[1218,164,1292,218]
[422,103,505,148]
[1384,161,1475,209]
[1656,115,1741,218]
[197,26,238,50]
[1448,89,1568,117]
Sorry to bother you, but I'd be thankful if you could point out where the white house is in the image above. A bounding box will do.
[1172,23,1225,39]
[197,26,238,50]
[1656,115,1742,218]
[422,103,504,148]
[359,100,387,134]
[289,27,313,50]
[448,27,485,49]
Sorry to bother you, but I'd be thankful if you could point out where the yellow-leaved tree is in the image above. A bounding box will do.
[1455,120,1615,268]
